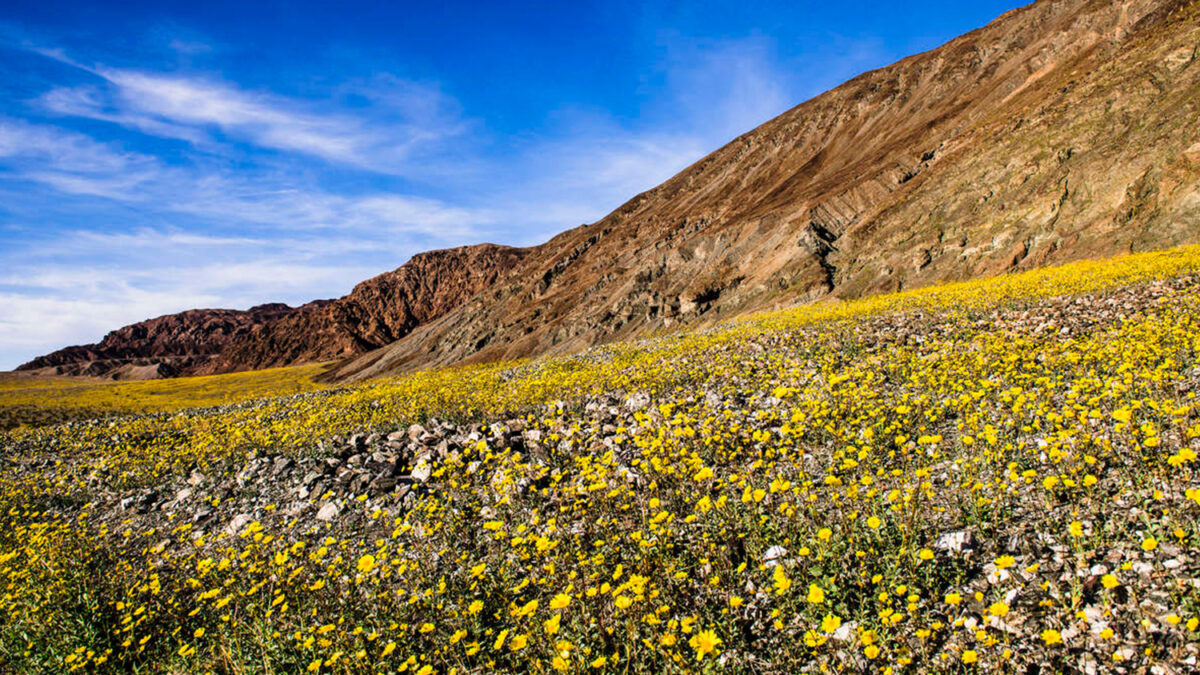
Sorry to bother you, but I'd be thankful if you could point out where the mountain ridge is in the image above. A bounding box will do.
[16,244,528,379]
[18,0,1200,382]
[15,303,317,380]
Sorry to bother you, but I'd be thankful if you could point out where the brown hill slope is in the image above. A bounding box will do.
[15,303,310,380]
[197,244,529,374]
[327,0,1200,382]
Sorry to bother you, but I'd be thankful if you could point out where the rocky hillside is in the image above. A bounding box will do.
[329,0,1200,381]
[17,244,527,380]
[15,303,311,380]
[196,244,529,374]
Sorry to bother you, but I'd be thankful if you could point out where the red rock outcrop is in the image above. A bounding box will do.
[16,303,313,380]
[198,244,529,374]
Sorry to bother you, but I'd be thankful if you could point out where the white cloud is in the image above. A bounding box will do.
[38,85,210,145]
[0,118,154,175]
[166,38,212,56]
[33,51,471,172]
[0,118,159,199]
[0,117,496,240]
[650,34,795,142]
[455,35,800,241]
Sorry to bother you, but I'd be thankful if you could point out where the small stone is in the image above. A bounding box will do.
[410,461,432,483]
[625,392,651,411]
[370,476,397,493]
[1184,142,1200,165]
[762,545,788,567]
[935,530,975,554]
[831,621,857,642]
[224,514,253,536]
[273,456,294,474]
[316,502,341,521]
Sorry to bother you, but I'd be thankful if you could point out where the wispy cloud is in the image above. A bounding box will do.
[0,118,159,198]
[0,107,499,368]
[463,35,801,241]
[38,84,211,145]
[649,33,795,141]
[0,117,496,238]
[32,48,471,173]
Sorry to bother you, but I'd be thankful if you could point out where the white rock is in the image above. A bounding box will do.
[316,502,341,521]
[762,545,788,567]
[411,461,432,482]
[935,530,974,554]
[625,392,651,411]
[224,514,252,536]
[831,620,857,642]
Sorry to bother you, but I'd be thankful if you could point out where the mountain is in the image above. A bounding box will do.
[326,0,1200,382]
[16,244,527,379]
[195,244,529,374]
[19,0,1200,383]
[15,303,312,380]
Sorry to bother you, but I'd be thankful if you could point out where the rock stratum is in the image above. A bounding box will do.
[19,0,1200,381]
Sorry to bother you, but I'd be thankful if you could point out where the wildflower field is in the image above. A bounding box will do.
[0,363,328,431]
[5,246,1200,673]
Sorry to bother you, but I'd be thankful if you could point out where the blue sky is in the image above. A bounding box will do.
[0,0,1023,369]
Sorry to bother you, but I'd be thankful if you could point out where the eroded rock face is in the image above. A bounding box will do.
[329,0,1200,381]
[15,304,312,379]
[196,244,529,374]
